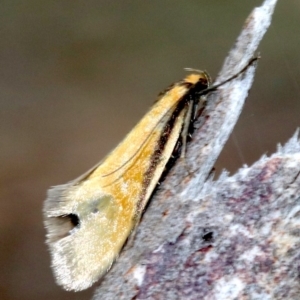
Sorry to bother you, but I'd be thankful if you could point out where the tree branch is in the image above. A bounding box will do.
[93,0,285,299]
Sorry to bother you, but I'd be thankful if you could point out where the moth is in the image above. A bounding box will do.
[44,58,257,291]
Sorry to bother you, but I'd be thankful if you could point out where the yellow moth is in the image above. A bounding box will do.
[44,59,257,291]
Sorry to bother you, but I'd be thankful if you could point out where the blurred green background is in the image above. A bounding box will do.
[0,1,299,299]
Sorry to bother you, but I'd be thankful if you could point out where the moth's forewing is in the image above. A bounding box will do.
[43,72,210,291]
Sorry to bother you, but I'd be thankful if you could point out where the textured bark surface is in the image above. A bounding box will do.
[92,1,291,299]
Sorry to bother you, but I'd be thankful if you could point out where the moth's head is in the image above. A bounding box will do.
[184,70,211,89]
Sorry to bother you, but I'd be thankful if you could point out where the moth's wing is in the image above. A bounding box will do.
[43,81,193,291]
[44,158,103,217]
[138,107,188,212]
[44,158,107,246]
[44,160,125,290]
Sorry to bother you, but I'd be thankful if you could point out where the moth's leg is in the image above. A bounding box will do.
[180,101,194,159]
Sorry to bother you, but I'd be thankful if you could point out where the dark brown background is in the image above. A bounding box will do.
[1,1,299,299]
